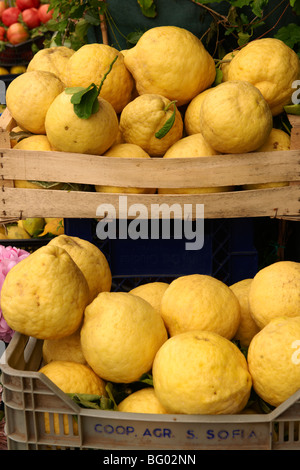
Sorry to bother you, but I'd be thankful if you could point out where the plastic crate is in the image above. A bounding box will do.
[1,332,300,450]
[0,36,44,67]
[64,217,258,287]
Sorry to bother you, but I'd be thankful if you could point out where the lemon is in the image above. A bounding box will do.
[27,46,75,82]
[45,90,119,155]
[63,44,134,114]
[249,261,300,329]
[13,134,53,151]
[12,135,64,190]
[0,67,9,74]
[10,65,26,74]
[243,128,290,190]
[123,26,216,107]
[220,50,238,82]
[42,328,87,365]
[118,387,168,414]
[129,282,169,314]
[247,316,300,407]
[227,38,300,116]
[157,133,233,194]
[5,224,31,239]
[48,235,112,303]
[22,217,45,236]
[229,278,260,347]
[152,330,252,414]
[200,80,273,154]
[80,292,168,383]
[95,143,156,194]
[0,244,89,340]
[6,71,65,134]
[184,89,212,136]
[38,218,64,237]
[119,94,183,157]
[39,360,107,435]
[160,274,240,339]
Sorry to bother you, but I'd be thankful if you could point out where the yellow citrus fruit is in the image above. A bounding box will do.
[0,244,89,340]
[227,38,300,116]
[27,46,74,82]
[129,281,169,314]
[95,143,156,194]
[12,134,64,190]
[152,330,252,414]
[63,44,134,114]
[184,89,212,136]
[5,224,31,239]
[6,71,64,134]
[200,80,273,154]
[119,94,183,157]
[38,218,64,237]
[118,387,169,414]
[229,278,260,347]
[220,50,239,82]
[247,316,300,407]
[10,65,26,74]
[123,26,216,106]
[158,133,233,194]
[160,274,240,339]
[45,90,119,155]
[243,128,290,190]
[13,134,53,151]
[249,261,300,329]
[42,328,87,365]
[80,292,168,383]
[0,67,9,74]
[39,360,107,435]
[48,235,112,304]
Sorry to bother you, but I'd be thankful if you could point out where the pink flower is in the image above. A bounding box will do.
[0,245,30,343]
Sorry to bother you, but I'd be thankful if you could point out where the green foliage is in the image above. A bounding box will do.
[46,0,108,49]
[192,0,300,58]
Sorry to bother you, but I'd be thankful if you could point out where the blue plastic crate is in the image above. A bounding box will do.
[64,217,258,287]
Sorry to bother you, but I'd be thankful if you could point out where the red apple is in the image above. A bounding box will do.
[0,1,6,19]
[22,7,40,28]
[16,0,40,11]
[7,22,29,44]
[38,3,53,23]
[0,26,6,41]
[2,7,21,26]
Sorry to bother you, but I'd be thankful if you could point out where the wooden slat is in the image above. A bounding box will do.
[1,148,300,188]
[1,185,299,219]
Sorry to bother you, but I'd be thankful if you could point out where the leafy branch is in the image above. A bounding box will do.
[190,0,300,57]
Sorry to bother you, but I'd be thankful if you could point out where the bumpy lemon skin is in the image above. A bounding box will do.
[152,330,252,415]
[123,26,216,107]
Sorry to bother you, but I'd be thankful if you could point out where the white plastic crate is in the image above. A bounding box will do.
[1,333,300,450]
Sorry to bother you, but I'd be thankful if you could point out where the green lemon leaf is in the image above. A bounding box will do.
[67,393,115,410]
[137,0,157,18]
[284,104,300,115]
[73,84,99,119]
[155,101,177,139]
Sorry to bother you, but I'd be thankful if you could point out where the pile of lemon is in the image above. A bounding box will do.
[1,235,300,428]
[4,27,299,194]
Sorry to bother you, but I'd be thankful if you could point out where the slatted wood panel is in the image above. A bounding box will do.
[0,109,299,220]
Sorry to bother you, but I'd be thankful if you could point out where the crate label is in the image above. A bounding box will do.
[91,418,271,449]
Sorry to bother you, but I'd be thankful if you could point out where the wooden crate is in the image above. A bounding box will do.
[0,108,299,220]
